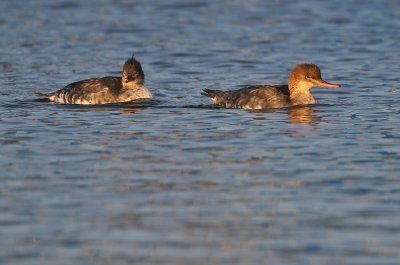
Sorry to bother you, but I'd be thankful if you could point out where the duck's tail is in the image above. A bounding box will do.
[35,89,54,98]
[201,88,224,98]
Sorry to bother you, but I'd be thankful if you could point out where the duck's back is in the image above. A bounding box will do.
[203,85,290,109]
[48,76,122,104]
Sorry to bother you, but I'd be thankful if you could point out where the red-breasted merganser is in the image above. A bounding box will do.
[36,56,152,104]
[202,64,340,109]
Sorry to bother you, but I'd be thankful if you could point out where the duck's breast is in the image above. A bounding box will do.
[118,86,153,102]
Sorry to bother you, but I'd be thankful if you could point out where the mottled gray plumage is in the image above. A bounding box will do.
[36,56,152,104]
[202,85,290,109]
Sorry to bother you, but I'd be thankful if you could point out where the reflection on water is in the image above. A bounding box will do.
[287,106,320,124]
[250,106,320,125]
[121,106,143,114]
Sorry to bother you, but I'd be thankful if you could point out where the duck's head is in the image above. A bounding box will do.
[122,55,145,87]
[288,64,340,93]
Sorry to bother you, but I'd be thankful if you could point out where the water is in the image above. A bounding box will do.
[1,0,400,264]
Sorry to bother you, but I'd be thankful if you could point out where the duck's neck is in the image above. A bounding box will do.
[121,83,139,90]
[289,81,316,106]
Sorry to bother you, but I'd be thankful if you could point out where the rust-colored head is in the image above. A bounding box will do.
[288,64,340,92]
[122,55,145,86]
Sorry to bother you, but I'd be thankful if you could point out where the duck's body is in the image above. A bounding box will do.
[203,85,290,109]
[37,56,152,104]
[202,64,340,110]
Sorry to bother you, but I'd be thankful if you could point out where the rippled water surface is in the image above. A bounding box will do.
[1,0,400,264]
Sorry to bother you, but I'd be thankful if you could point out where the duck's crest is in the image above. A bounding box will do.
[122,54,144,85]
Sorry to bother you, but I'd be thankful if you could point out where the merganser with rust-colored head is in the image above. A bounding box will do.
[36,55,152,104]
[202,64,340,109]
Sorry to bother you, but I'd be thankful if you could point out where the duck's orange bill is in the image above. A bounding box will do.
[314,79,341,88]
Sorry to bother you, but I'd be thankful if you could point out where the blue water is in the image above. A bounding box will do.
[1,0,400,264]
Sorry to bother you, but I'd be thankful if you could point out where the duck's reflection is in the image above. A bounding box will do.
[249,105,321,125]
[287,106,320,124]
[121,105,145,114]
[66,104,147,114]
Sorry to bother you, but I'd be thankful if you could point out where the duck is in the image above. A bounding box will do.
[201,64,340,109]
[36,55,152,104]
